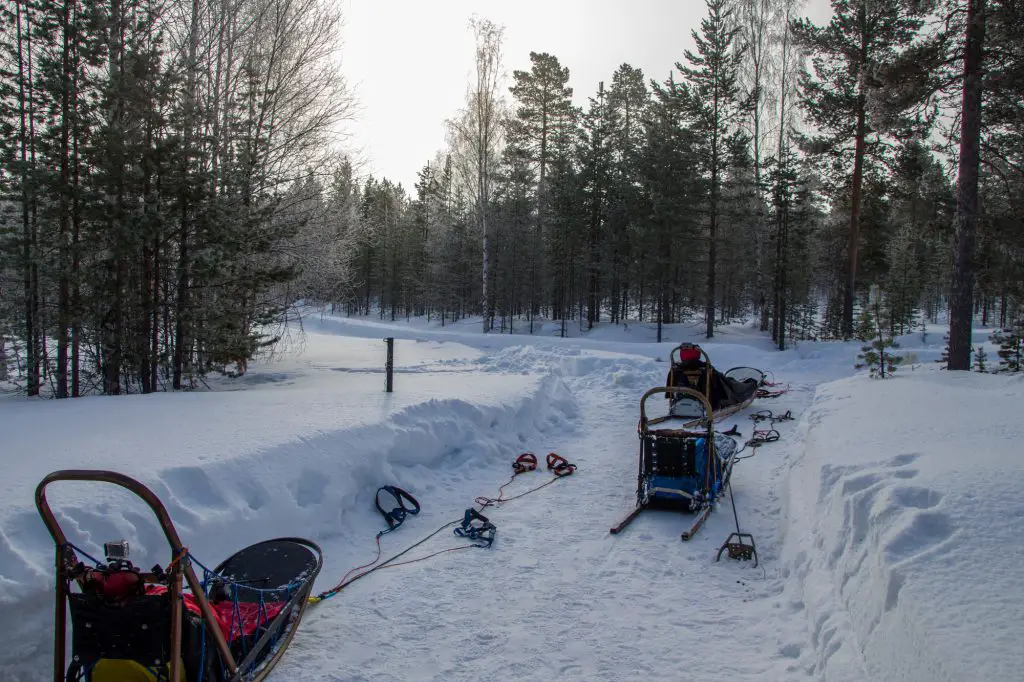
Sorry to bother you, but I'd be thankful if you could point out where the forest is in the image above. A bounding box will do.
[0,0,1021,396]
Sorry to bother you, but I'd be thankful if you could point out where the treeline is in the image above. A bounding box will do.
[0,0,351,395]
[322,0,1024,361]
[2,0,1023,396]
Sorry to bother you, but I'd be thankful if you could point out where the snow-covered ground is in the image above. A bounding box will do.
[0,311,1019,681]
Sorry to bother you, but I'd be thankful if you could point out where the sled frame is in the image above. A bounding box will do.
[35,469,238,682]
[665,345,761,427]
[638,386,718,510]
[640,385,716,438]
[610,387,730,540]
[667,343,713,404]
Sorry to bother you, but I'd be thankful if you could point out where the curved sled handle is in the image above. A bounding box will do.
[35,470,238,682]
[639,386,715,431]
[36,470,183,549]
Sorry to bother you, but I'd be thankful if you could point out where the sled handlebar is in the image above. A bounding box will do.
[36,469,186,550]
[639,386,715,432]
[35,470,238,681]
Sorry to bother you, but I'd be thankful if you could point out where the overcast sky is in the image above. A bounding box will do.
[335,0,834,192]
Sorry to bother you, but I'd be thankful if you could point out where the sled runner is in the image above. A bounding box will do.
[35,470,322,682]
[665,343,762,423]
[610,387,739,541]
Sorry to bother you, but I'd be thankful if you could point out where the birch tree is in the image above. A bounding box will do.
[447,17,505,332]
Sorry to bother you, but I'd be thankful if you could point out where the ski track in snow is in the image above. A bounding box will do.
[1,313,1019,681]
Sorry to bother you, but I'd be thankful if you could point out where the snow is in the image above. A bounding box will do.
[1,311,1021,681]
[780,369,1024,681]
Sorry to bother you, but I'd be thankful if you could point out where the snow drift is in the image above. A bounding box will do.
[0,368,578,681]
[780,369,1024,681]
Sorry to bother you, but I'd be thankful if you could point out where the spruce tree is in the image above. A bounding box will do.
[792,0,926,339]
[973,345,988,372]
[937,332,950,365]
[855,304,875,343]
[659,0,746,338]
[855,288,904,378]
[991,320,1024,373]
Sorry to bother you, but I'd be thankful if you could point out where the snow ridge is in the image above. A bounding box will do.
[781,380,965,682]
[0,374,578,681]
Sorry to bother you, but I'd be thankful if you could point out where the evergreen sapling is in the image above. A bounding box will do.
[973,345,987,372]
[855,288,905,379]
[991,321,1024,372]
[936,333,950,366]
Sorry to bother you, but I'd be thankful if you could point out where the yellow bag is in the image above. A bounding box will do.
[90,658,186,682]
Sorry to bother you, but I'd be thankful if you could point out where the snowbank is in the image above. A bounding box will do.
[0,335,578,680]
[781,368,1024,681]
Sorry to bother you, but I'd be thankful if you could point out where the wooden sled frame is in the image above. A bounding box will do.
[610,387,725,540]
[640,385,716,441]
[640,386,737,498]
[667,343,713,400]
[35,469,239,682]
[666,343,760,425]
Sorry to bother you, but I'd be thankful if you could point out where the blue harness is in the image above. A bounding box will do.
[375,485,421,535]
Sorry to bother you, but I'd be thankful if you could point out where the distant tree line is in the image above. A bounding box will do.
[2,0,1022,395]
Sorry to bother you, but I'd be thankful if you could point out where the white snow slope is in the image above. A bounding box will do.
[0,313,1020,681]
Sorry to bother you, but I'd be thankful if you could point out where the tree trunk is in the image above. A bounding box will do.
[842,5,869,339]
[174,0,201,389]
[15,0,39,396]
[55,0,73,398]
[70,0,83,397]
[948,0,986,370]
[843,105,868,337]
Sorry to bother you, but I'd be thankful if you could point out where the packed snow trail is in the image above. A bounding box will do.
[6,315,1015,681]
[272,348,819,681]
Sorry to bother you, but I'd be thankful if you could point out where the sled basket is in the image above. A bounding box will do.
[35,470,322,682]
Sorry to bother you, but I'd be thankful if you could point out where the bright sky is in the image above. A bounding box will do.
[335,0,834,192]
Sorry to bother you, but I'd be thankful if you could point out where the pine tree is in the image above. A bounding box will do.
[605,64,648,324]
[991,320,1024,373]
[792,0,926,339]
[580,80,616,329]
[947,0,987,370]
[506,51,574,332]
[973,345,988,372]
[663,0,747,339]
[642,76,701,342]
[855,287,905,378]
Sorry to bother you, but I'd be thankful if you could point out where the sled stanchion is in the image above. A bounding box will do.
[383,337,394,392]
[50,544,67,682]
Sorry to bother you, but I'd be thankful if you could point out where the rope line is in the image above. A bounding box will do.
[310,451,576,605]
